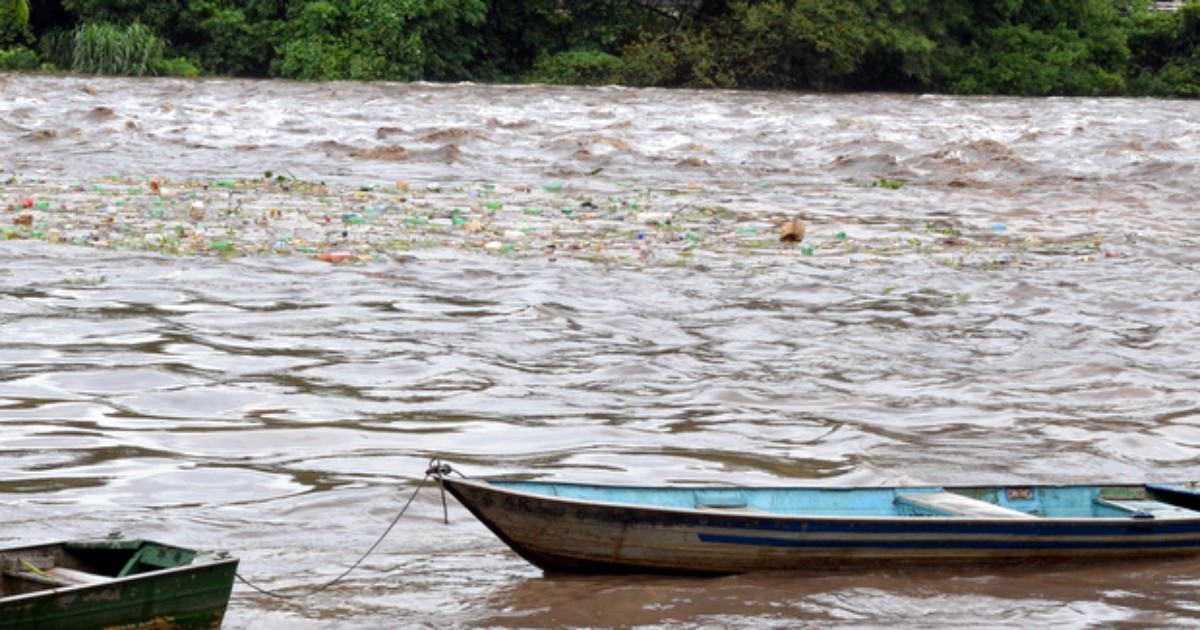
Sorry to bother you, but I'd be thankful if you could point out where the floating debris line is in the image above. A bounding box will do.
[3,174,1142,271]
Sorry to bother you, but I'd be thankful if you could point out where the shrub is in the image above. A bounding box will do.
[619,36,680,87]
[528,51,626,85]
[155,56,200,77]
[0,45,38,70]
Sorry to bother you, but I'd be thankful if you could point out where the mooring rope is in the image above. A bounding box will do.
[235,458,455,599]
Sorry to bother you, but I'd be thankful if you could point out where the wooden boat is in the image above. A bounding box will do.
[0,536,238,629]
[433,466,1200,574]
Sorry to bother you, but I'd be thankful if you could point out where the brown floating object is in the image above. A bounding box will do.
[779,217,805,243]
[14,214,32,226]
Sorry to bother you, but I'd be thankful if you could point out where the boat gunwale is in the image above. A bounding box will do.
[441,476,1200,525]
[0,540,238,605]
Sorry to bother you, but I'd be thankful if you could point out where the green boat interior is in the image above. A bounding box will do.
[0,540,196,597]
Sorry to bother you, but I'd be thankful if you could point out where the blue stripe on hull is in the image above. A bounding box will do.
[697,532,1200,551]
[686,516,1200,537]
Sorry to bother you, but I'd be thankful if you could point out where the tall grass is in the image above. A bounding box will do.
[39,29,71,68]
[70,22,164,76]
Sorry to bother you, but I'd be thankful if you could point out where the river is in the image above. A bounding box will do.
[1,75,1199,628]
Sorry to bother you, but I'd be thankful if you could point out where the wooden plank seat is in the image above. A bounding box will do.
[43,567,110,585]
[2,555,109,587]
[1094,497,1199,520]
[896,491,1037,519]
[2,568,68,588]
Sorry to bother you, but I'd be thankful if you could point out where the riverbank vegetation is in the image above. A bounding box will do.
[0,0,1197,96]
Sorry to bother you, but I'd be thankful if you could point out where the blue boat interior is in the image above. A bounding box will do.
[487,481,1200,520]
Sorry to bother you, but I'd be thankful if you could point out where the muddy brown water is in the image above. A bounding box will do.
[2,75,1199,628]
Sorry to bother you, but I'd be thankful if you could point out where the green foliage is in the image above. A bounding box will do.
[1128,10,1187,72]
[615,19,750,89]
[872,177,905,189]
[618,35,679,87]
[269,0,488,81]
[476,0,669,82]
[70,22,165,76]
[1131,46,1200,96]
[852,22,938,91]
[154,55,200,77]
[1127,4,1200,95]
[38,29,74,69]
[176,2,272,75]
[8,0,1198,96]
[0,0,31,45]
[948,4,1130,98]
[1156,53,1200,95]
[735,0,875,89]
[529,50,626,85]
[0,44,38,69]
[61,0,282,76]
[551,1,662,52]
[270,1,409,80]
[618,0,882,90]
[412,0,489,80]
[61,0,184,35]
[848,0,991,91]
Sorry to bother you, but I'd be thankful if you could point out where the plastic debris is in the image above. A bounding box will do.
[0,174,1134,271]
[319,251,355,263]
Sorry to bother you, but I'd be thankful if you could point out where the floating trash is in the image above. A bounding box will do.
[0,173,1142,272]
[318,251,355,262]
[779,218,805,243]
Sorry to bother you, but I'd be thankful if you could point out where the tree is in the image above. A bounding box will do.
[271,0,486,81]
[914,0,1128,95]
[173,0,282,75]
[60,0,183,33]
[725,0,876,90]
[847,0,979,92]
[473,0,668,82]
[0,0,31,44]
[1128,4,1200,95]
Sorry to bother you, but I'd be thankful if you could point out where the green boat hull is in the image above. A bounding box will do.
[0,538,238,630]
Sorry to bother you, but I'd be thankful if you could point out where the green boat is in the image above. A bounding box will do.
[0,536,238,630]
